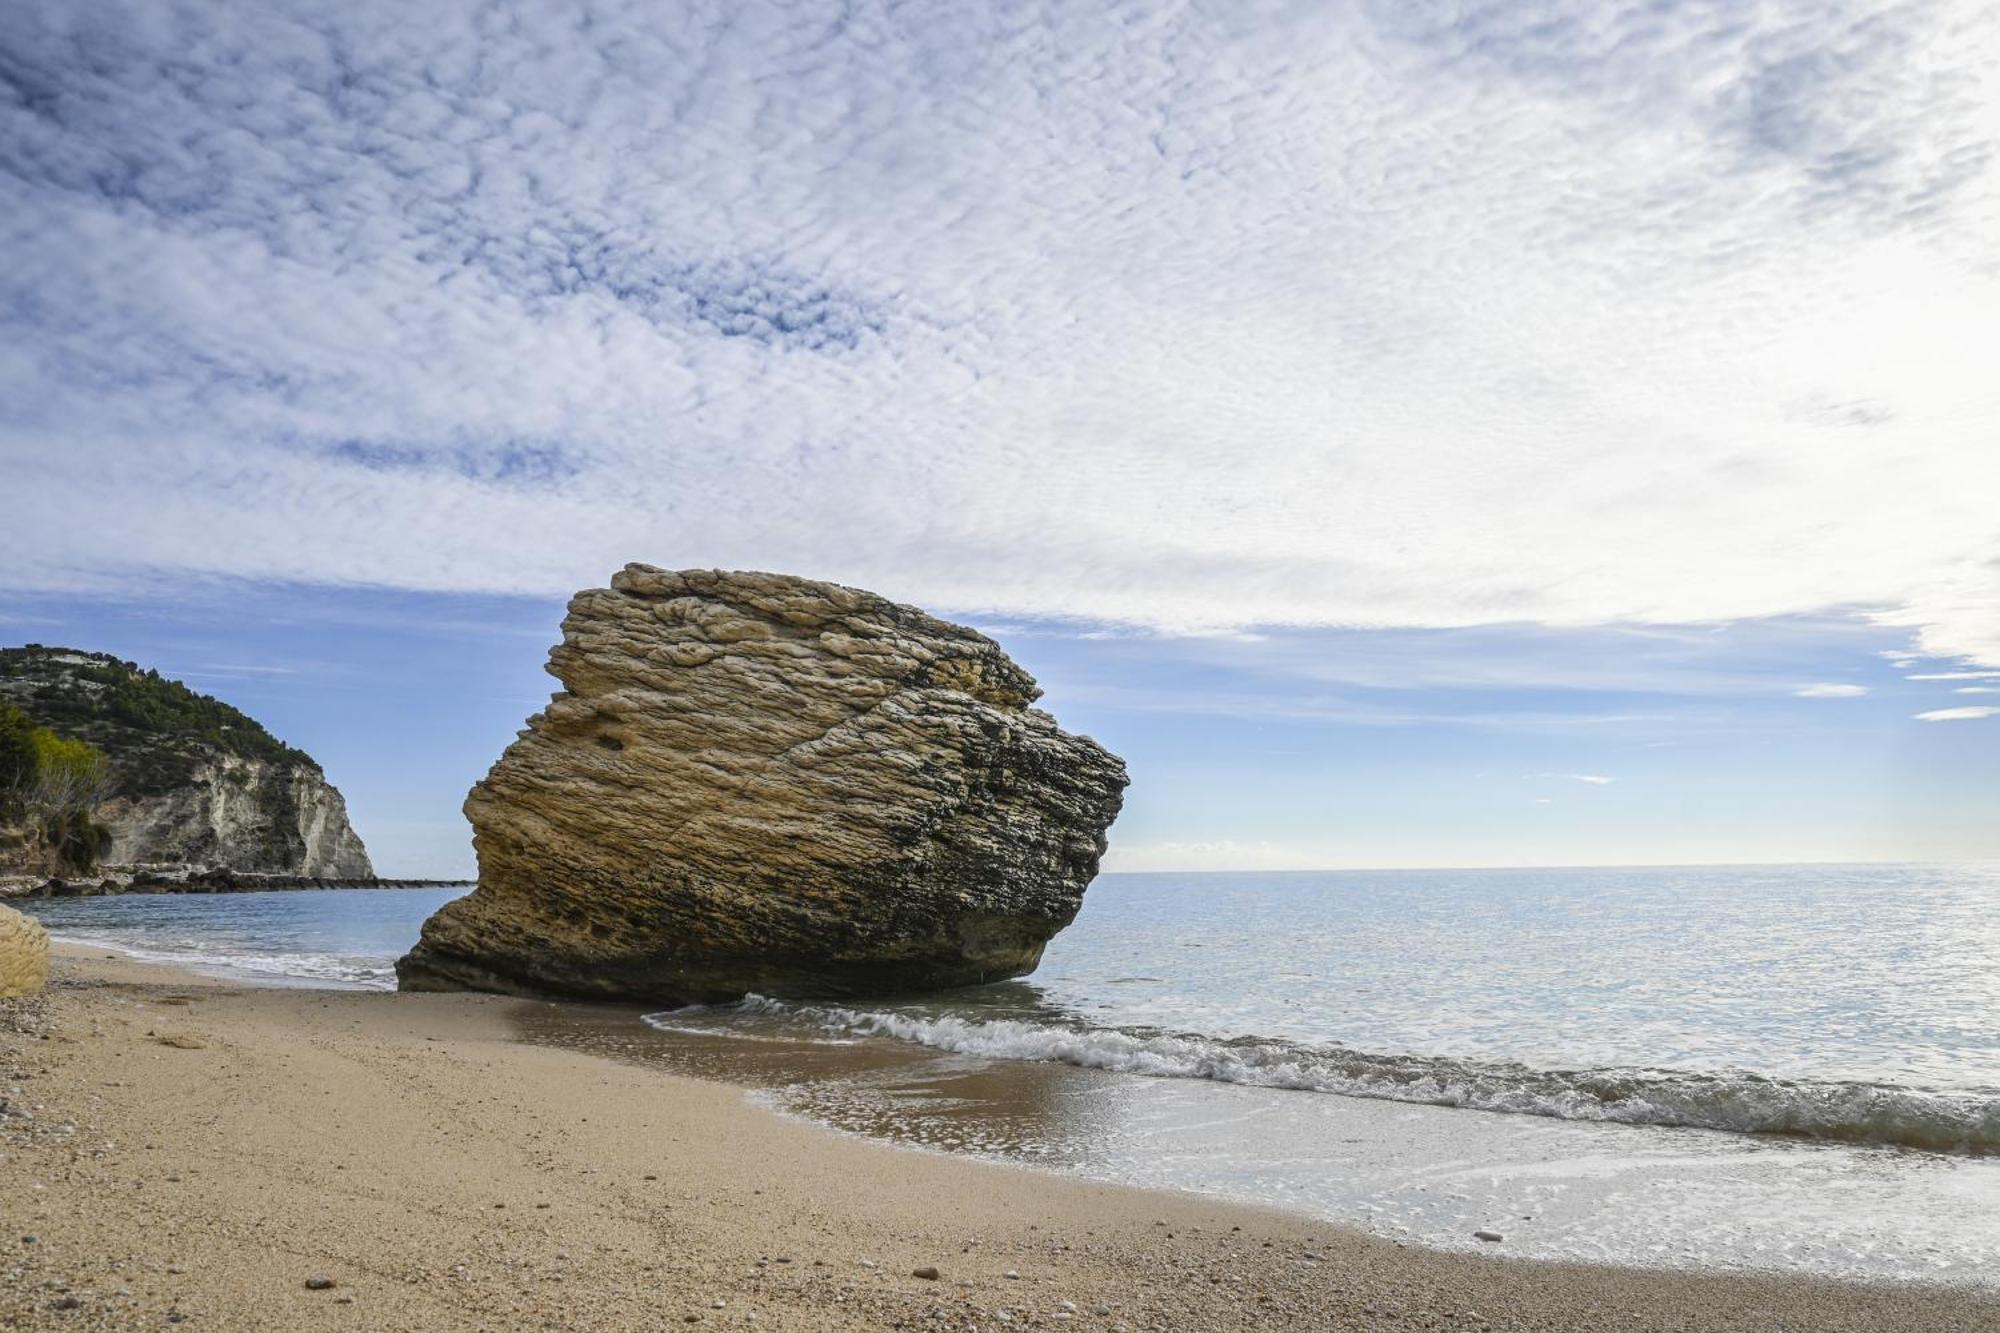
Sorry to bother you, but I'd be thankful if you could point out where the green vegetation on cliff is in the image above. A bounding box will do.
[0,699,113,872]
[0,702,32,795]
[0,646,316,801]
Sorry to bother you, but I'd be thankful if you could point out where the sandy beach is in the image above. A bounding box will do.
[2,947,1994,1333]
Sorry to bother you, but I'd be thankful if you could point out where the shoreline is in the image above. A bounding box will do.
[3,949,1996,1331]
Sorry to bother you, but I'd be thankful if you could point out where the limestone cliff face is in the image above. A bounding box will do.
[0,647,374,879]
[0,905,48,998]
[95,756,373,879]
[398,566,1127,1003]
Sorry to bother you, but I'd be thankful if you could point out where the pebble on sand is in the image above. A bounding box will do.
[304,1276,336,1290]
[912,1266,941,1280]
[1473,1231,1504,1243]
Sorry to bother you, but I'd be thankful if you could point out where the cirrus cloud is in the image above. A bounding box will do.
[1,0,1996,669]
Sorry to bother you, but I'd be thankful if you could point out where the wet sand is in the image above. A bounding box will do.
[3,946,1995,1331]
[518,998,2000,1283]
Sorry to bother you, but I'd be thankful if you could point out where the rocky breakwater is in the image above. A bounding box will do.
[0,905,48,997]
[1,870,468,899]
[399,566,1127,1003]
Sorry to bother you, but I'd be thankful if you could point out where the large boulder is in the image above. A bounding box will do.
[398,566,1127,1003]
[0,905,49,998]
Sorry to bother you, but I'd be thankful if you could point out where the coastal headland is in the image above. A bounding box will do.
[3,946,1992,1332]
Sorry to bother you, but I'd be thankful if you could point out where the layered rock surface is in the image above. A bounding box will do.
[398,566,1127,1003]
[0,905,48,998]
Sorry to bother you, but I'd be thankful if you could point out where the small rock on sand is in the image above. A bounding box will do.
[912,1266,941,1280]
[1473,1230,1504,1243]
[305,1276,336,1290]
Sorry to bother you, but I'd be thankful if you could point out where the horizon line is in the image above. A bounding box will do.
[1092,857,1997,876]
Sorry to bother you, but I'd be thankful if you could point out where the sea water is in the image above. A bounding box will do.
[22,885,468,989]
[692,863,2000,1153]
[21,865,2000,1282]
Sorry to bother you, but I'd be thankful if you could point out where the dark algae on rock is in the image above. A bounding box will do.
[399,566,1127,1003]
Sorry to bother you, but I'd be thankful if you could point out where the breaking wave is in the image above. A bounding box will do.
[649,996,2000,1156]
[50,934,395,990]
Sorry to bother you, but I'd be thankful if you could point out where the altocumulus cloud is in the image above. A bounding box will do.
[2,0,1998,665]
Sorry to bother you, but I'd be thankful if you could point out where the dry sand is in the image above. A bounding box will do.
[2,945,1994,1332]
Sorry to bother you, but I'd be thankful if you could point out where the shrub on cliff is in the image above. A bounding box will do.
[0,703,34,807]
[0,700,116,872]
[27,728,113,814]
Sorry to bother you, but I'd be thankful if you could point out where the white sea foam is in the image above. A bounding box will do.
[51,934,394,990]
[647,997,2000,1155]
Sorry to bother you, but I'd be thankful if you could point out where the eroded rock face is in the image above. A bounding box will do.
[0,905,49,998]
[94,758,373,879]
[398,567,1127,1003]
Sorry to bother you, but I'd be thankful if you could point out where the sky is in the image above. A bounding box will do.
[2,0,1996,875]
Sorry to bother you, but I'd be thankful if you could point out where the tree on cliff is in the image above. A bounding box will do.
[0,701,114,872]
[0,703,33,797]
